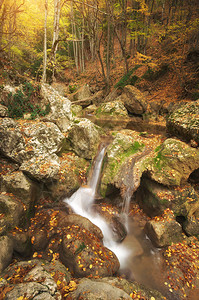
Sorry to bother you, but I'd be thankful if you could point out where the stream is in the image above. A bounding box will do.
[64,143,179,300]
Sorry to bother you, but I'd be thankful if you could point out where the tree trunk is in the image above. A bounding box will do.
[42,0,48,83]
[51,0,61,81]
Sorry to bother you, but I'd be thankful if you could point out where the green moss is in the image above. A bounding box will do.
[100,140,145,196]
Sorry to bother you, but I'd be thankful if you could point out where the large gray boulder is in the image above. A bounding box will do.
[119,85,147,115]
[0,118,65,164]
[167,99,199,144]
[145,138,199,186]
[20,153,60,183]
[41,83,72,132]
[0,236,13,273]
[0,259,72,299]
[67,118,101,159]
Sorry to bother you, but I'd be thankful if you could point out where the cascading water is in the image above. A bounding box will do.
[65,146,130,267]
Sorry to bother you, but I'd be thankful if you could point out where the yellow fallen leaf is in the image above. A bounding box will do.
[89,264,93,269]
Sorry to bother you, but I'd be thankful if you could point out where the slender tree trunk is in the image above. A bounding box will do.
[71,1,79,74]
[51,0,61,81]
[42,0,48,83]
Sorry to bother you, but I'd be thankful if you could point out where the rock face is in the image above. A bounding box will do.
[95,100,128,118]
[0,259,72,299]
[0,236,13,273]
[67,118,101,159]
[41,83,72,132]
[145,138,199,186]
[167,100,199,144]
[119,85,147,115]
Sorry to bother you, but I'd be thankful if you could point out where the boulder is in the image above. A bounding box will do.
[95,100,128,118]
[0,193,24,235]
[163,238,199,299]
[120,85,147,115]
[145,138,199,186]
[167,99,199,144]
[183,216,199,236]
[100,130,146,197]
[0,236,13,273]
[29,209,119,278]
[0,259,72,299]
[20,153,60,183]
[136,178,199,218]
[71,278,132,299]
[0,104,8,117]
[49,153,89,200]
[71,104,83,117]
[99,277,165,300]
[0,118,65,164]
[41,83,72,132]
[8,229,31,256]
[1,170,39,209]
[68,84,91,102]
[144,209,183,247]
[67,118,101,159]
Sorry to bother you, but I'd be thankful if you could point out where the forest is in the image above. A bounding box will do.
[0,1,199,300]
[0,0,199,98]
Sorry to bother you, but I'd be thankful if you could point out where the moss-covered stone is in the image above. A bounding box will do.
[100,131,145,196]
[95,100,128,118]
[145,138,199,186]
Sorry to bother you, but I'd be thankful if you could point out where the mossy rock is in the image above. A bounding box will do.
[145,138,199,186]
[95,100,128,118]
[100,131,145,197]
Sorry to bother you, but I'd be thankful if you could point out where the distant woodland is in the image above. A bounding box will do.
[0,0,199,96]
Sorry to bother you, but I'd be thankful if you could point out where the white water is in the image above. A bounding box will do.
[65,147,131,267]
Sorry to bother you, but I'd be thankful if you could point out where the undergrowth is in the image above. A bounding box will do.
[1,81,50,119]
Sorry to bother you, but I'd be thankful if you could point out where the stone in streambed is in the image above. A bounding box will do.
[144,209,183,247]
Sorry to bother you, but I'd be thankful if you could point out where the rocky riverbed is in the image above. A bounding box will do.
[0,83,199,299]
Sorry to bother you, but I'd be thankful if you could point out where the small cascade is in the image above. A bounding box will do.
[65,146,130,267]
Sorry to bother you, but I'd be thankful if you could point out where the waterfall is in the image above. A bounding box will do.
[64,146,130,267]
